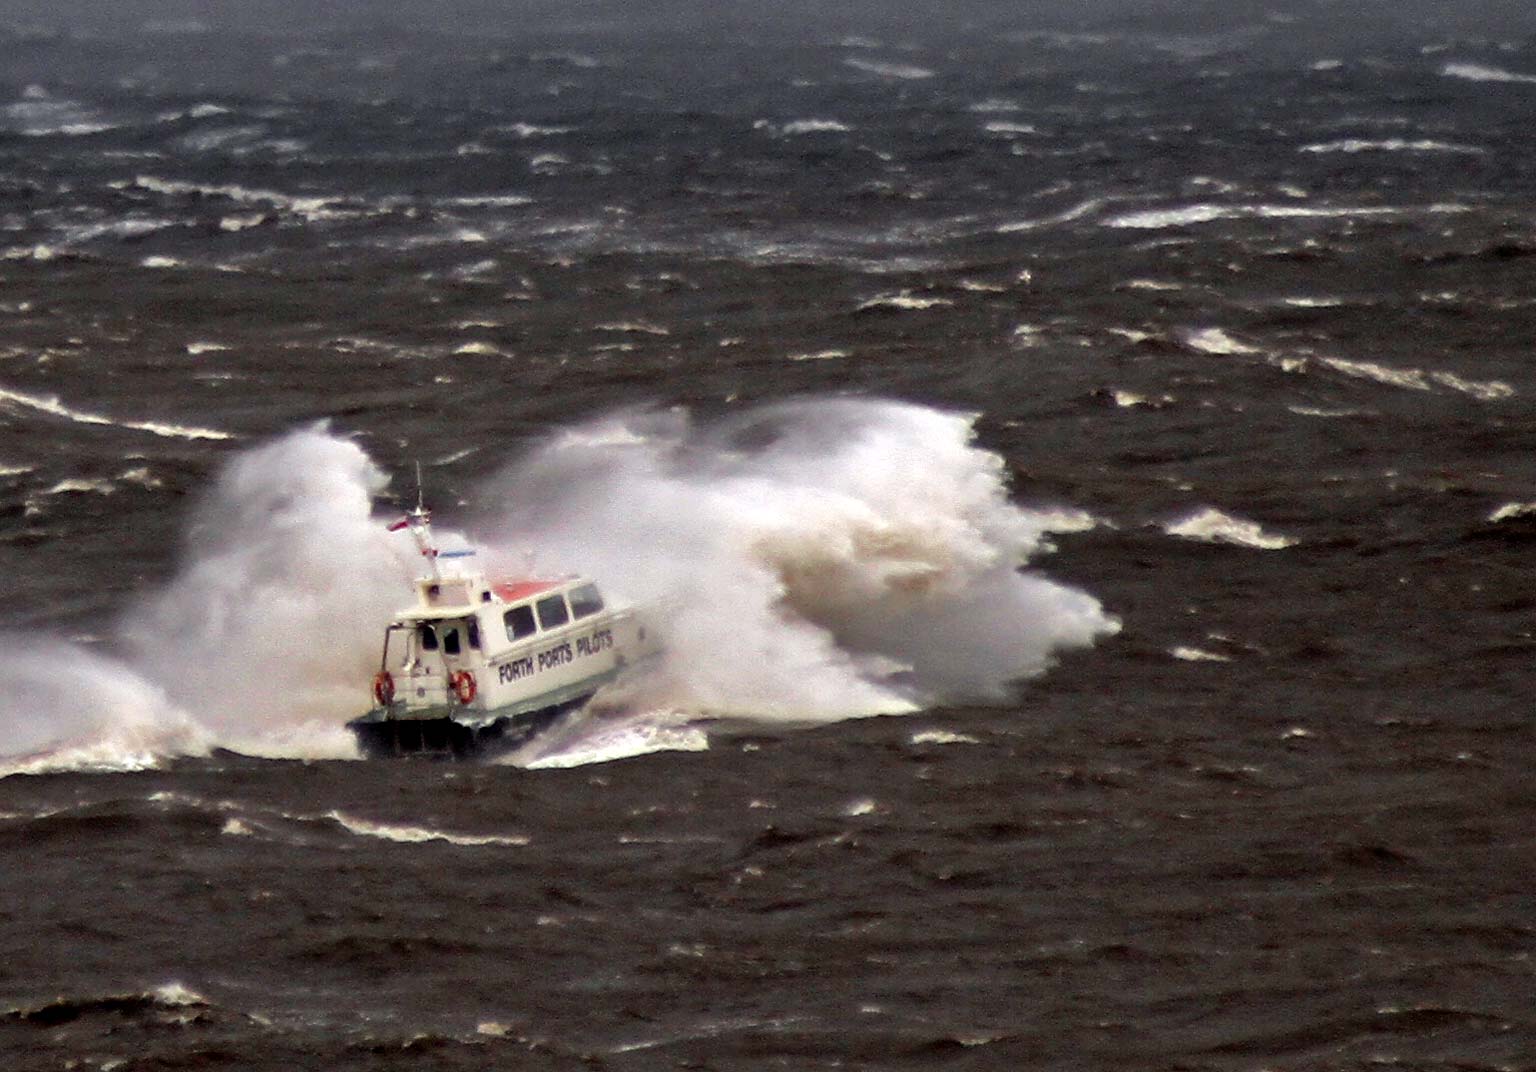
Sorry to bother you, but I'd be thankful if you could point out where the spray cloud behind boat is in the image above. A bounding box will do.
[0,397,1117,773]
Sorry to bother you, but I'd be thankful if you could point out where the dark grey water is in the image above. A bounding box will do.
[3,3,1536,1068]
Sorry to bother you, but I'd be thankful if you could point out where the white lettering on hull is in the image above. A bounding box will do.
[494,628,617,686]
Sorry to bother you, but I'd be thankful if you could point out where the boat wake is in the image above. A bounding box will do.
[0,398,1118,775]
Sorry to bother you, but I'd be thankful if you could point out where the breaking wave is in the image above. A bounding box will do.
[0,399,1118,775]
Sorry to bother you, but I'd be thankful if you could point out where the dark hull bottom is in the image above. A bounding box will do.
[349,695,591,760]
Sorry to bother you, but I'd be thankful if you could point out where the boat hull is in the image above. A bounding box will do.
[347,692,593,760]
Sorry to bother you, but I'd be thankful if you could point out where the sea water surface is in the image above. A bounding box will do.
[2,2,1535,1068]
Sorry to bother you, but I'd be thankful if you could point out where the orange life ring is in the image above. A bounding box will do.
[372,670,395,706]
[450,670,477,705]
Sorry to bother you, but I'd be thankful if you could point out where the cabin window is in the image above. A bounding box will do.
[442,627,461,656]
[569,583,604,619]
[466,619,481,650]
[418,624,439,651]
[505,604,537,641]
[536,594,570,630]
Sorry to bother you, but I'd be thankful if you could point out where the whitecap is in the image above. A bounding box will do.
[218,214,266,232]
[1316,357,1510,399]
[857,291,953,311]
[1171,646,1232,662]
[496,122,574,138]
[442,194,535,208]
[124,175,349,222]
[996,198,1105,233]
[1429,370,1514,401]
[1103,202,1466,229]
[1441,62,1536,85]
[325,811,530,847]
[1181,327,1261,355]
[909,728,982,746]
[594,320,670,335]
[43,477,115,495]
[1108,389,1174,408]
[777,118,851,135]
[1163,507,1297,550]
[0,384,232,440]
[1300,138,1483,155]
[1286,404,1366,419]
[843,57,935,80]
[787,349,848,362]
[984,121,1039,135]
[1488,502,1536,523]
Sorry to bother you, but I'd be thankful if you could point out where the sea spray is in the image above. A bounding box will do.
[0,641,208,776]
[471,398,1119,724]
[0,400,1119,773]
[118,426,418,756]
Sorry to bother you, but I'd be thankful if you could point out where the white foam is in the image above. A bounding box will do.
[496,123,574,139]
[0,642,210,778]
[1163,507,1297,550]
[857,292,953,311]
[1287,404,1365,419]
[983,121,1039,135]
[43,477,115,495]
[1320,357,1513,400]
[118,426,419,749]
[519,717,711,770]
[594,320,670,335]
[1442,62,1536,85]
[218,214,266,232]
[1,404,1118,774]
[843,57,935,80]
[0,384,232,440]
[124,175,348,222]
[1429,370,1514,401]
[473,400,1119,721]
[786,349,849,362]
[1104,202,1467,229]
[1182,327,1261,355]
[778,118,851,135]
[1300,138,1483,155]
[325,811,529,846]
[1171,646,1232,663]
[909,728,982,746]
[442,194,535,208]
[996,198,1104,233]
[1488,502,1536,523]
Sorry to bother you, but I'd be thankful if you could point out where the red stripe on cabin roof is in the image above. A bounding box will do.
[492,580,561,602]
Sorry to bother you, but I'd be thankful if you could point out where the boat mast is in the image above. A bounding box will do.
[401,461,441,580]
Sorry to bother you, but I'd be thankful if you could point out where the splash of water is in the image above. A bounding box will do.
[0,400,1118,774]
[472,398,1118,730]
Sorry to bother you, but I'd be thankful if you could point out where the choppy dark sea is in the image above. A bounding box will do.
[3,2,1536,1068]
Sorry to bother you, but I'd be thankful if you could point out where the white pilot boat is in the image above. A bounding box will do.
[347,505,654,758]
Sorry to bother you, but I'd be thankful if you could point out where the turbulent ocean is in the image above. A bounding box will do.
[3,1,1536,1067]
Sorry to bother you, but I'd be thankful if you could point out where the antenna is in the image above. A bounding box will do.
[414,460,425,513]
